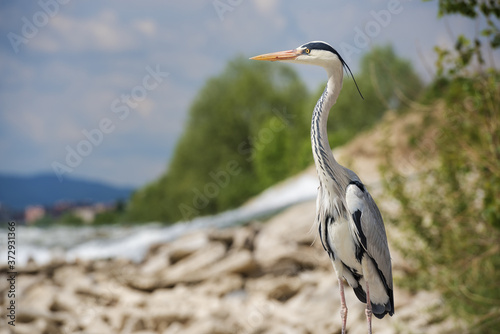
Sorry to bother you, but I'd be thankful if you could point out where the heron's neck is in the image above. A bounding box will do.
[311,69,343,183]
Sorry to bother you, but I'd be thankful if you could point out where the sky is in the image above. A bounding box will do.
[0,0,497,188]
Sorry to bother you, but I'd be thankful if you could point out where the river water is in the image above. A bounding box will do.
[2,174,318,267]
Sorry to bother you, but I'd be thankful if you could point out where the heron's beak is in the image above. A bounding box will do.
[250,49,301,61]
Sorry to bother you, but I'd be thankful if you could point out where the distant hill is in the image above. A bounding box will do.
[0,172,135,210]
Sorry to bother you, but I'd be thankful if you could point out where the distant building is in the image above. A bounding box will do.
[72,207,95,223]
[73,203,108,224]
[25,205,45,224]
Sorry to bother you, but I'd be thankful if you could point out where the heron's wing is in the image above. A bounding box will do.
[345,181,393,290]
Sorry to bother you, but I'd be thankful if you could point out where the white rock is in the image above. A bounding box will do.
[162,242,226,284]
[168,231,209,263]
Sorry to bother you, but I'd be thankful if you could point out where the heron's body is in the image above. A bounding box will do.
[252,41,394,333]
[312,68,394,319]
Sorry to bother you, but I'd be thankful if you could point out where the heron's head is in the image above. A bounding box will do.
[251,41,363,98]
[250,41,345,70]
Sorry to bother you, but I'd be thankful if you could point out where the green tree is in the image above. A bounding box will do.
[93,200,126,225]
[58,212,84,225]
[127,57,310,223]
[93,211,119,225]
[433,0,500,76]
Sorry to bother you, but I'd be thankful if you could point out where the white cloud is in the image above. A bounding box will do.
[135,98,155,118]
[133,19,157,37]
[252,0,280,16]
[30,10,136,53]
[4,109,47,143]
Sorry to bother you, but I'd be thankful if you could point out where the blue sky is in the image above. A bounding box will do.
[0,0,496,187]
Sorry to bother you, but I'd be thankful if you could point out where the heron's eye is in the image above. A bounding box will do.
[305,49,310,54]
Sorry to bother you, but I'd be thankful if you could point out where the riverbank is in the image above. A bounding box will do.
[1,199,460,334]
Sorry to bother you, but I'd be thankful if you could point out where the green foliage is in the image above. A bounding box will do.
[127,57,311,223]
[32,215,57,227]
[314,45,423,148]
[382,0,500,322]
[382,73,500,332]
[93,211,119,225]
[58,212,85,225]
[93,201,126,225]
[432,0,500,76]
[382,4,500,330]
[252,116,292,189]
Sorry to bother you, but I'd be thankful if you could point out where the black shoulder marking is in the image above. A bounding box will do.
[348,180,365,192]
[319,217,336,260]
[355,243,365,263]
[318,221,328,252]
[352,209,367,262]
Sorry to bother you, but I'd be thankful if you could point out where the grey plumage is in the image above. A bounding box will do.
[313,82,394,320]
[251,40,394,333]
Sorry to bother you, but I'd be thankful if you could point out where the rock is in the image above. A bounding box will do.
[246,275,304,302]
[15,309,68,334]
[49,287,81,313]
[253,201,330,275]
[208,225,260,252]
[255,243,326,275]
[146,288,194,323]
[161,322,184,334]
[10,274,45,299]
[207,228,234,247]
[164,320,235,334]
[161,241,227,285]
[140,244,170,275]
[79,315,113,334]
[9,318,47,334]
[194,274,244,297]
[125,274,160,292]
[18,282,56,313]
[97,280,148,307]
[257,201,317,246]
[167,231,209,264]
[232,224,259,250]
[52,263,93,288]
[99,307,125,332]
[206,249,257,277]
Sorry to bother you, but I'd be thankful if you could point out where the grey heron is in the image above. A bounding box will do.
[251,41,394,334]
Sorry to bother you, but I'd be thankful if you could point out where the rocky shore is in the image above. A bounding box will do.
[1,199,458,334]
